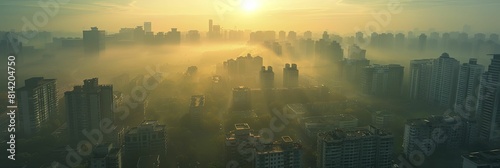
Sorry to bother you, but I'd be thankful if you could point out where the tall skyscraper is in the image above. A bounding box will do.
[455,58,484,110]
[83,27,105,56]
[283,63,299,88]
[259,66,274,89]
[409,59,434,100]
[317,126,393,168]
[65,78,114,143]
[429,53,460,108]
[144,22,152,33]
[207,19,222,40]
[17,77,57,137]
[362,64,404,98]
[476,54,500,146]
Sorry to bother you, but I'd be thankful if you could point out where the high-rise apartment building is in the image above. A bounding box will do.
[254,136,302,168]
[476,54,500,146]
[317,126,393,168]
[362,64,404,98]
[283,63,299,88]
[260,66,275,89]
[83,27,105,56]
[65,78,114,143]
[17,77,57,137]
[122,120,167,167]
[455,58,484,110]
[428,53,460,107]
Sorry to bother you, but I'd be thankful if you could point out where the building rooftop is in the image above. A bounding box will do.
[126,120,165,135]
[302,114,358,123]
[463,149,500,165]
[282,136,293,143]
[318,126,392,142]
[190,95,205,107]
[373,111,394,117]
[235,123,250,130]
[233,86,250,91]
[18,77,56,90]
[255,136,301,154]
[406,115,458,127]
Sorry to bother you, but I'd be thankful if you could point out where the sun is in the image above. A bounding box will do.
[241,0,259,12]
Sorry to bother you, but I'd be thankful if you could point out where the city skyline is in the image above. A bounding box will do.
[2,1,500,167]
[1,0,500,34]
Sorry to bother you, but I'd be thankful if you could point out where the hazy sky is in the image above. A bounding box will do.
[1,0,499,34]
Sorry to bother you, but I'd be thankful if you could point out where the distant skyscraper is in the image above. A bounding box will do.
[65,78,114,143]
[144,22,152,33]
[209,19,213,32]
[348,44,366,60]
[221,53,263,78]
[208,19,222,40]
[317,126,393,168]
[395,33,405,48]
[278,31,286,41]
[315,40,343,66]
[186,30,200,43]
[476,54,500,146]
[283,63,299,88]
[341,59,370,86]
[17,77,57,137]
[455,58,484,110]
[355,31,364,44]
[260,66,274,89]
[362,64,404,98]
[303,31,312,39]
[287,31,297,41]
[418,33,427,51]
[83,27,105,56]
[429,53,460,107]
[321,31,330,41]
[166,28,180,45]
[409,59,434,100]
[490,33,499,43]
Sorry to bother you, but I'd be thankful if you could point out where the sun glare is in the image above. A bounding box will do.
[242,0,259,12]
